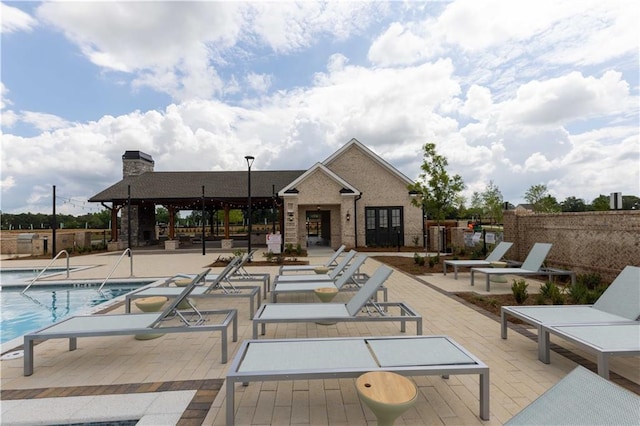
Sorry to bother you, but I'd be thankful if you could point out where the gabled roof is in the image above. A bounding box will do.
[278,163,360,197]
[89,170,305,204]
[322,138,414,185]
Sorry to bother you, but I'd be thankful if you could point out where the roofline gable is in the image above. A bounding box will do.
[323,138,414,185]
[278,162,360,197]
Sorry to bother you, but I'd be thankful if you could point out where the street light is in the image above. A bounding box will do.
[245,155,255,261]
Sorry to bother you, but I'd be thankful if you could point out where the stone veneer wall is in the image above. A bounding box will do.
[503,210,640,282]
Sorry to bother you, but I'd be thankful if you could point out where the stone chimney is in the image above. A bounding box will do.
[122,151,154,177]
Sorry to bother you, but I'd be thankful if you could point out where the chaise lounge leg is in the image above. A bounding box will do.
[500,312,508,339]
[538,327,550,364]
[69,338,77,351]
[221,329,228,364]
[24,337,34,376]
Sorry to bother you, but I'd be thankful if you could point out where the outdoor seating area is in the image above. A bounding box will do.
[125,258,262,319]
[253,265,422,339]
[23,269,239,376]
[270,254,382,302]
[470,242,555,291]
[502,265,640,378]
[1,246,638,425]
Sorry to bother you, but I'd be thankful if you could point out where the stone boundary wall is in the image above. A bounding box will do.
[0,231,96,256]
[503,210,640,282]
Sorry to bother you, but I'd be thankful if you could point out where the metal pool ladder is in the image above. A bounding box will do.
[21,250,70,294]
[97,248,134,292]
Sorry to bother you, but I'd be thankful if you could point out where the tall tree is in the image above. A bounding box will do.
[524,184,560,212]
[482,180,504,224]
[590,195,610,211]
[408,142,464,251]
[561,196,586,212]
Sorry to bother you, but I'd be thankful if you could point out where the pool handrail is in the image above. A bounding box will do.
[21,250,70,294]
[97,248,133,293]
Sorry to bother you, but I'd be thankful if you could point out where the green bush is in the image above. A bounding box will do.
[577,272,603,290]
[428,255,437,268]
[539,281,565,305]
[413,253,425,266]
[567,281,589,304]
[471,247,484,259]
[534,292,547,305]
[511,279,529,304]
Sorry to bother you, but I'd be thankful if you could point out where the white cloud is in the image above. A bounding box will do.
[368,22,439,66]
[246,72,272,94]
[21,111,71,132]
[1,0,638,214]
[1,175,16,191]
[1,3,37,33]
[499,71,631,127]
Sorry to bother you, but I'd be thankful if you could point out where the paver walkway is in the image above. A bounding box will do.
[1,249,638,425]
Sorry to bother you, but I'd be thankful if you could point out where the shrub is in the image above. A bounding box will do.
[413,253,425,266]
[428,255,437,268]
[567,281,589,304]
[295,244,303,255]
[548,284,565,305]
[412,235,420,247]
[539,281,565,305]
[577,272,603,290]
[471,247,484,259]
[511,279,529,304]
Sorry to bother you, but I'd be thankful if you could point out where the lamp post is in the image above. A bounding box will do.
[245,155,255,261]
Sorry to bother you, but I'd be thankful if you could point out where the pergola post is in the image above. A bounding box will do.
[110,205,119,241]
[224,204,230,239]
[168,207,176,240]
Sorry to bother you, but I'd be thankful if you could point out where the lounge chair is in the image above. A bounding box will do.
[253,265,422,338]
[278,244,346,274]
[502,266,640,338]
[539,322,640,379]
[226,335,490,425]
[273,250,358,284]
[271,255,381,302]
[125,258,261,319]
[443,241,513,279]
[196,250,269,298]
[506,366,640,425]
[24,269,238,375]
[502,266,640,377]
[470,242,554,291]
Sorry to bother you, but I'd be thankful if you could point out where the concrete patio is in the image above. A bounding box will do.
[1,248,638,425]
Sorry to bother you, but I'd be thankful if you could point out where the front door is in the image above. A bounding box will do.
[365,207,403,247]
[306,210,331,246]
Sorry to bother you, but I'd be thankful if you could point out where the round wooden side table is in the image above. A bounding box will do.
[356,371,418,426]
[134,296,168,340]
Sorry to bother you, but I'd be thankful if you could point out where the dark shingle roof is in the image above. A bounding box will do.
[89,170,306,206]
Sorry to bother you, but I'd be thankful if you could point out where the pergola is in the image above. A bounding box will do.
[89,170,305,242]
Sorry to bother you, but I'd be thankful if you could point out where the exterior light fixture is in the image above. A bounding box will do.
[245,155,255,261]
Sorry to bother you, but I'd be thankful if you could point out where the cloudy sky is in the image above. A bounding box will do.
[1,0,638,215]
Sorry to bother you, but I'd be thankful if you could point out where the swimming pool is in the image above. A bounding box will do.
[0,267,78,283]
[1,280,156,344]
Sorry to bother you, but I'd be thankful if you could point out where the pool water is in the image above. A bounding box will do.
[0,268,73,283]
[1,282,153,344]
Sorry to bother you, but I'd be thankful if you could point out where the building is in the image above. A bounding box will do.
[89,138,424,250]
